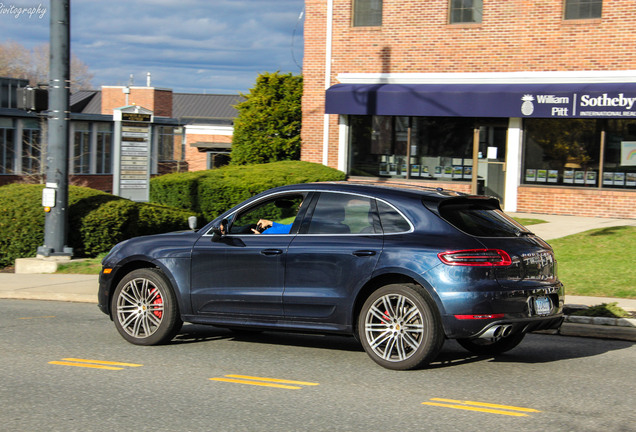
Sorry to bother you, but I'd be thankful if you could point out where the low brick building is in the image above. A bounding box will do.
[0,77,241,194]
[301,0,636,218]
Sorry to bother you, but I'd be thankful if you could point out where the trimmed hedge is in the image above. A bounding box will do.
[150,161,346,219]
[0,184,193,267]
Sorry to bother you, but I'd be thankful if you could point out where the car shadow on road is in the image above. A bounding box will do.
[173,324,365,352]
[172,325,634,367]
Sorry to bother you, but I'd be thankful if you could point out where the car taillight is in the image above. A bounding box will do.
[438,249,512,267]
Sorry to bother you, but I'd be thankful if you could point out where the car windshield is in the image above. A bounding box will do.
[438,200,532,237]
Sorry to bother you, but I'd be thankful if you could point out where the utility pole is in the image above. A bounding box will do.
[37,0,72,258]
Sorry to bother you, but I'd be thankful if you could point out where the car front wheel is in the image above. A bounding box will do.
[358,283,444,370]
[111,268,183,345]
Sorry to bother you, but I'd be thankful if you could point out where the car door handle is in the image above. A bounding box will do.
[353,250,377,257]
[261,249,283,256]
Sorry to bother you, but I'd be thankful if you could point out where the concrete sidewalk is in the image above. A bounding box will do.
[509,212,636,240]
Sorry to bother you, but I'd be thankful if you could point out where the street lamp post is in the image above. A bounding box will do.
[37,0,73,258]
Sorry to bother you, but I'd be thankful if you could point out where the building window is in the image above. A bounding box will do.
[449,0,483,24]
[0,125,16,174]
[158,126,176,161]
[96,123,113,174]
[353,0,382,27]
[21,121,41,175]
[73,122,91,174]
[349,115,475,180]
[522,118,635,189]
[564,0,602,20]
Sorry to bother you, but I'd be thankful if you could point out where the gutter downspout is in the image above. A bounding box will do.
[323,0,334,166]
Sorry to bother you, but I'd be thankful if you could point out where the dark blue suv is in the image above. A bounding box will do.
[98,182,564,370]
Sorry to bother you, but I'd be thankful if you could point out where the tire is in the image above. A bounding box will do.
[456,331,526,356]
[111,268,183,345]
[358,283,444,370]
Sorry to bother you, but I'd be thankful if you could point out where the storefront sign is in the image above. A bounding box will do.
[325,83,636,119]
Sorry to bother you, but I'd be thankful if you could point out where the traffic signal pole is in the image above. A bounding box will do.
[37,0,72,258]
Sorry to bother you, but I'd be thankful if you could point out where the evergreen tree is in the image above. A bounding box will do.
[231,72,302,165]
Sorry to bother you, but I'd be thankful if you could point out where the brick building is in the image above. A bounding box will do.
[0,78,240,194]
[301,0,636,218]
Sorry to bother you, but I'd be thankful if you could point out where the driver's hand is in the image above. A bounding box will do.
[252,219,273,234]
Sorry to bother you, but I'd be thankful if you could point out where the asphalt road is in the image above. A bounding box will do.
[2,299,635,432]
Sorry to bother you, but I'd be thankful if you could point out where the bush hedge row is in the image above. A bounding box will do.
[0,184,193,268]
[150,161,346,220]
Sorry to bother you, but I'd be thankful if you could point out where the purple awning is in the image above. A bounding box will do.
[325,82,636,118]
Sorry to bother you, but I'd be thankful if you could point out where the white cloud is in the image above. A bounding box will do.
[0,0,304,94]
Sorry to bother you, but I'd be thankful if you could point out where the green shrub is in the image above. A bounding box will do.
[149,170,206,212]
[0,183,192,267]
[150,161,346,219]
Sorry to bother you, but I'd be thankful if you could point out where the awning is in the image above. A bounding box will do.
[191,141,231,150]
[325,82,636,118]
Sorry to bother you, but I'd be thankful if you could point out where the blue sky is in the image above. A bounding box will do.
[0,0,305,94]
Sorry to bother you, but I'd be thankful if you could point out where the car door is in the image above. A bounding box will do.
[190,193,306,318]
[284,192,383,327]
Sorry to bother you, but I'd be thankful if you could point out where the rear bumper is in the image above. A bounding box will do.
[439,283,565,339]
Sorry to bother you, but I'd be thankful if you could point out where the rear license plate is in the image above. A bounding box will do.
[534,296,551,315]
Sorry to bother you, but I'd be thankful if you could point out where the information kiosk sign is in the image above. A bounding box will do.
[113,106,153,201]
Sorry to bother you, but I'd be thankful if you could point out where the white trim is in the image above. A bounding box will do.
[335,71,636,85]
[504,118,523,212]
[323,0,334,166]
[337,115,347,172]
[185,124,233,136]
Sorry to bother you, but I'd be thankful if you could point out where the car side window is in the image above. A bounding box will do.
[307,193,376,234]
[377,200,410,233]
[229,194,305,235]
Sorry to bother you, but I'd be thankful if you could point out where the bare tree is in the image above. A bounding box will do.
[0,40,94,91]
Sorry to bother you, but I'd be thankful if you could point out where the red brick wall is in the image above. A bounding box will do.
[302,0,636,217]
[101,87,172,116]
[518,186,636,219]
[184,133,232,172]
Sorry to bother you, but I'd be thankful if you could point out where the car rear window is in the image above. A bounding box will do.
[437,199,531,237]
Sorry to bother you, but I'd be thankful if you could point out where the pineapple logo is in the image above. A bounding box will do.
[521,95,535,116]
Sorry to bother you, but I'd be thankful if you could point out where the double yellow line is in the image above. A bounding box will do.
[210,374,319,390]
[48,358,143,371]
[422,398,540,417]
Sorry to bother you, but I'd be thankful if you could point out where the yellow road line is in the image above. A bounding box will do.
[210,377,302,390]
[224,375,319,386]
[61,358,143,367]
[19,316,56,320]
[422,401,529,417]
[430,398,540,413]
[48,361,124,371]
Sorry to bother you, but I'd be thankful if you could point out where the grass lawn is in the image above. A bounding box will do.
[56,254,105,274]
[513,217,547,226]
[550,226,636,299]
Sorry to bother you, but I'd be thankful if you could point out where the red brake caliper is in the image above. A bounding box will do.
[150,288,163,319]
[382,310,391,323]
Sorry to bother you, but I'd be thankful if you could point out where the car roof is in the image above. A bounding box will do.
[268,181,469,203]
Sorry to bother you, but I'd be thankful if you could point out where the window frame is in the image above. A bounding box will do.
[449,0,483,24]
[563,0,603,20]
[352,0,383,27]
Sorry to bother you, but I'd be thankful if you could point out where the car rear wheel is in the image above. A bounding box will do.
[111,268,182,345]
[457,331,526,355]
[358,283,444,370]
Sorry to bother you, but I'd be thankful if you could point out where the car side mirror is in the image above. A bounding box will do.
[211,219,228,242]
[188,216,198,231]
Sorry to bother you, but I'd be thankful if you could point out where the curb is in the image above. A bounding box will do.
[564,315,636,328]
